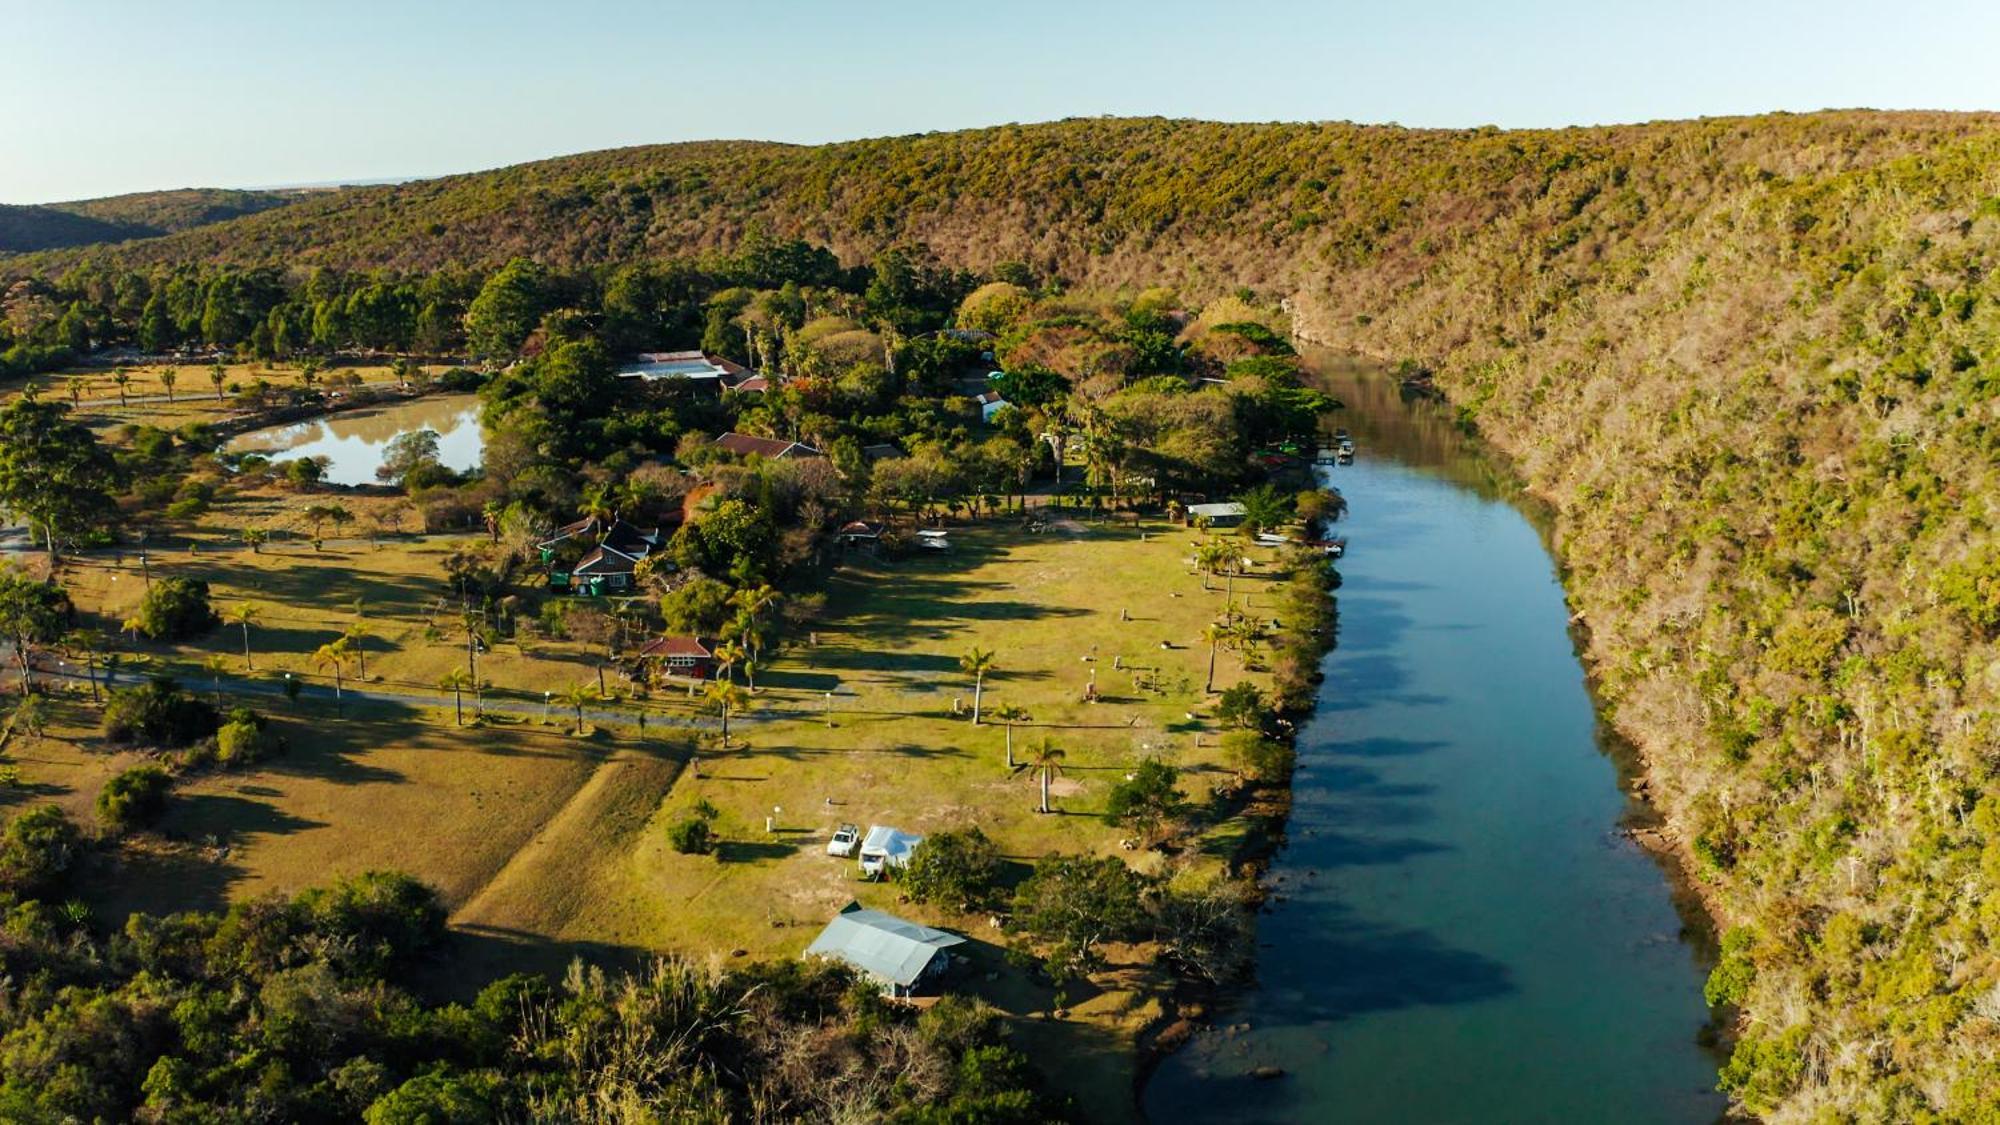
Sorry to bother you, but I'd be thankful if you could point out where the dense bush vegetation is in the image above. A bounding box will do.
[7,110,1995,1115]
[95,764,172,832]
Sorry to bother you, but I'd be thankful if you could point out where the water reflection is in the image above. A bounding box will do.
[227,394,483,486]
[1144,356,1722,1124]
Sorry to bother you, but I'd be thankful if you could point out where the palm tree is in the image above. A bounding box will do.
[438,669,470,726]
[706,680,750,747]
[203,654,229,706]
[713,639,745,686]
[65,628,104,703]
[112,367,131,407]
[159,367,178,403]
[1202,620,1228,693]
[241,528,268,554]
[1027,740,1067,814]
[228,603,259,671]
[343,621,371,680]
[1195,540,1232,591]
[66,377,81,406]
[960,647,996,724]
[314,638,353,713]
[556,681,595,735]
[208,363,226,402]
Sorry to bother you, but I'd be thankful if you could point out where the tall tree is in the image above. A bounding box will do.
[0,390,120,560]
[960,647,996,725]
[464,258,547,361]
[0,571,72,694]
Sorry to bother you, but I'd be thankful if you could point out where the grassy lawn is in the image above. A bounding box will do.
[15,513,1290,1119]
[5,360,449,433]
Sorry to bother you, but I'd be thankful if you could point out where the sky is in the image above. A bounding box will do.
[5,0,1999,204]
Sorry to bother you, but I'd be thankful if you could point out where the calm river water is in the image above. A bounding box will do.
[225,394,484,486]
[1144,358,1723,1123]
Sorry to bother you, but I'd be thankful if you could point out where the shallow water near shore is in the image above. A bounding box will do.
[225,393,483,486]
[1143,357,1724,1123]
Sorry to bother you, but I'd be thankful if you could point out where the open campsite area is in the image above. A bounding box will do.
[5,512,1303,1118]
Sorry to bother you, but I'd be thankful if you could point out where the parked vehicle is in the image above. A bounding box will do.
[826,823,860,857]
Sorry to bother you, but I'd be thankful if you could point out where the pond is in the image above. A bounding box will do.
[225,394,484,487]
[1143,355,1724,1123]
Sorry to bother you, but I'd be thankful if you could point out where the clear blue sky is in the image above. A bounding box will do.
[5,0,1998,204]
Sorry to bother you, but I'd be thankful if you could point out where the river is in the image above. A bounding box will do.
[1144,356,1724,1123]
[224,393,484,486]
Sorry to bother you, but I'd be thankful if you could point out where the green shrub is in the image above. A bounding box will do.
[102,677,219,747]
[97,765,173,833]
[667,817,714,855]
[133,576,218,641]
[1221,730,1295,781]
[215,709,280,767]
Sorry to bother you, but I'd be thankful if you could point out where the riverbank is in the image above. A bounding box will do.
[1142,353,1723,1121]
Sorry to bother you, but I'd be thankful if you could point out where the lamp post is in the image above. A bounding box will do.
[824,691,833,727]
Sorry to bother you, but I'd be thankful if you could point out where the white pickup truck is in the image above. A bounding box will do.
[826,823,860,857]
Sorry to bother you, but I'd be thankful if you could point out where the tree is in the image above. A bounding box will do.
[228,603,260,671]
[464,258,546,361]
[0,390,121,560]
[1102,759,1185,842]
[377,430,443,486]
[0,569,73,693]
[960,647,996,725]
[241,527,269,553]
[556,681,594,735]
[667,807,717,855]
[97,764,172,833]
[705,680,749,747]
[713,639,745,686]
[1010,854,1147,982]
[1221,729,1294,781]
[159,367,178,402]
[438,669,470,726]
[1026,740,1066,814]
[133,576,219,641]
[0,805,81,898]
[208,363,226,402]
[314,638,354,713]
[1216,681,1267,730]
[1235,484,1292,536]
[66,628,104,703]
[101,677,219,747]
[902,827,1002,911]
[1194,540,1232,592]
[1202,620,1228,693]
[112,366,131,407]
[344,621,371,680]
[202,653,229,706]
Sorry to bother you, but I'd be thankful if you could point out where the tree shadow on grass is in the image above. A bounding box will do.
[715,839,797,863]
[432,923,655,1003]
[163,792,328,846]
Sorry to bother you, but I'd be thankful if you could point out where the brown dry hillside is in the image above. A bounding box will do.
[16,111,2000,1118]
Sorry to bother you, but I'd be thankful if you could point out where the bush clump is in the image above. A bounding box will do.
[102,677,219,748]
[133,576,219,641]
[97,764,172,833]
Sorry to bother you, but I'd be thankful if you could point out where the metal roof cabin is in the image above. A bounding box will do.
[803,902,966,996]
[1184,501,1248,527]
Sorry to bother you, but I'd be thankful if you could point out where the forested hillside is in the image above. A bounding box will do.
[6,111,2000,1119]
[0,187,297,253]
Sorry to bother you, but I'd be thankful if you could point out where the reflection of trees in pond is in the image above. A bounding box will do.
[1300,349,1531,512]
[226,395,483,485]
